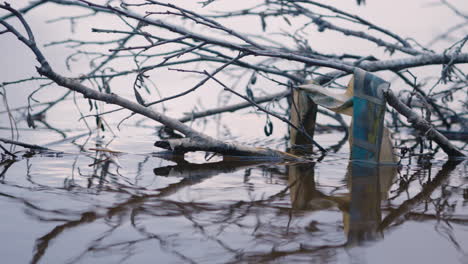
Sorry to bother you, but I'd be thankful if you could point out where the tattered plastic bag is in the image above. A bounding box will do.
[298,69,396,164]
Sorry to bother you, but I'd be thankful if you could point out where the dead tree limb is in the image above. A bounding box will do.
[384,88,465,158]
[178,90,290,123]
[1,1,466,160]
[0,3,304,161]
[154,138,302,160]
[0,137,50,151]
[44,1,468,73]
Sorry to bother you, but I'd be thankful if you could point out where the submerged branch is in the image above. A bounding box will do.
[154,137,303,160]
[0,137,50,151]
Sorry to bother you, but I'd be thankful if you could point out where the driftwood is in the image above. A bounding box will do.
[154,137,302,160]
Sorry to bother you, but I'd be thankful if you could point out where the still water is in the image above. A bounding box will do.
[0,122,467,264]
[0,1,467,263]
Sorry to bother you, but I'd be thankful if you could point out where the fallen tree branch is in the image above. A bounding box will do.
[178,90,290,123]
[1,2,466,161]
[0,137,49,151]
[384,88,465,158]
[0,3,304,161]
[0,143,17,157]
[55,0,468,73]
[197,69,326,152]
[154,138,302,160]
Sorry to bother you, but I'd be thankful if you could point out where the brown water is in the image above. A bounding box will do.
[1,121,467,264]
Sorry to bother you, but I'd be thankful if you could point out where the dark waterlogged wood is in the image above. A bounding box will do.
[0,137,50,151]
[289,88,318,154]
[154,138,304,161]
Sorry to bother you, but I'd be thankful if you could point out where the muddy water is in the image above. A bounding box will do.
[0,121,467,264]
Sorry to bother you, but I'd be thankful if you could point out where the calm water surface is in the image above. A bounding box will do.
[0,1,467,262]
[0,123,467,264]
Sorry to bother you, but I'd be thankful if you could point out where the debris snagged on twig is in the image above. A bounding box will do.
[298,69,396,163]
[298,69,465,161]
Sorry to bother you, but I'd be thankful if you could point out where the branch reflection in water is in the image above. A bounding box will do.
[0,152,466,263]
[288,161,396,246]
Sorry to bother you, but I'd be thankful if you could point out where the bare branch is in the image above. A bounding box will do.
[0,3,303,160]
[385,88,465,158]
